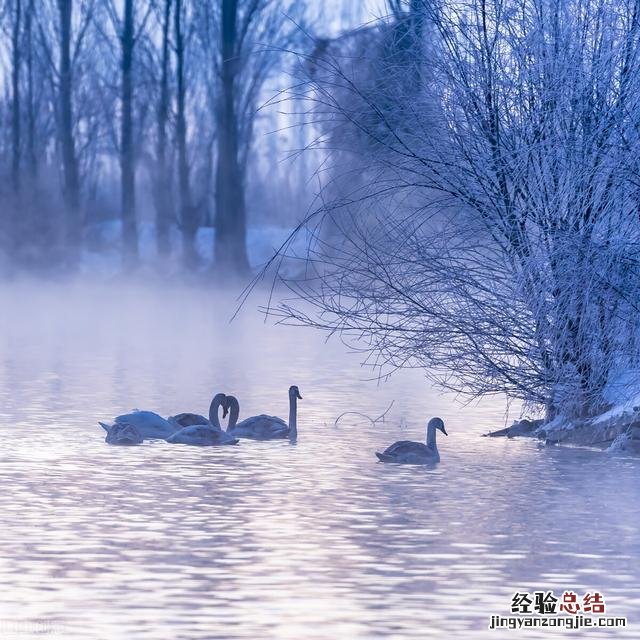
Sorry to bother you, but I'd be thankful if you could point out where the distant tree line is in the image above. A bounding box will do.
[0,0,311,274]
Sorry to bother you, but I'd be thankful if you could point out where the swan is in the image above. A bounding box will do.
[168,393,228,431]
[101,409,176,440]
[166,393,239,446]
[376,417,448,464]
[100,421,144,445]
[225,385,302,441]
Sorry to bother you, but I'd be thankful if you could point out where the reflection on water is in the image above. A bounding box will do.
[0,281,638,639]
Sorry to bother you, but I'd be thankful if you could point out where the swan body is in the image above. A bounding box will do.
[376,417,447,464]
[166,425,239,446]
[226,386,302,441]
[229,414,289,439]
[110,410,176,439]
[168,413,210,429]
[166,393,238,446]
[100,421,143,445]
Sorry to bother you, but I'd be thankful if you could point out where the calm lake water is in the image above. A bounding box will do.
[0,281,638,639]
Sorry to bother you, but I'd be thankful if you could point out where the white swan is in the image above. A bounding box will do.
[376,417,448,464]
[166,393,239,446]
[102,410,176,440]
[100,421,144,445]
[167,393,228,431]
[226,385,302,441]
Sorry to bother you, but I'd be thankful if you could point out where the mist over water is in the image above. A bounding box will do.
[0,280,638,639]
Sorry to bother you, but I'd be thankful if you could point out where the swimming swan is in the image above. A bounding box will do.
[100,421,144,445]
[168,393,228,431]
[226,385,302,441]
[166,393,239,446]
[103,410,176,440]
[376,417,448,464]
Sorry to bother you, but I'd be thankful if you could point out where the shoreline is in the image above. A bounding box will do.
[485,409,640,454]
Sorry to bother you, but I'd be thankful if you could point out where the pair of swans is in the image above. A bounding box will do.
[170,385,301,444]
[165,392,238,446]
[100,385,302,446]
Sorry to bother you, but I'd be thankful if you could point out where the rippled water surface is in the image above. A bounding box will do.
[0,281,639,639]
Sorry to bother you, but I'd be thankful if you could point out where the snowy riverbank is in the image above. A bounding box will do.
[487,404,640,454]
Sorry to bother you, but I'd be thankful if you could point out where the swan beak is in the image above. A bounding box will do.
[222,406,229,418]
[441,426,448,436]
[296,390,303,400]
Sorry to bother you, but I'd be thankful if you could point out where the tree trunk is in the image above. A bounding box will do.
[214,0,250,274]
[120,0,138,267]
[11,0,22,198]
[25,0,37,181]
[175,0,197,268]
[155,0,172,259]
[58,0,81,264]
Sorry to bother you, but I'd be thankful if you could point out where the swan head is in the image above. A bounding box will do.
[428,417,447,436]
[222,395,238,415]
[289,385,303,400]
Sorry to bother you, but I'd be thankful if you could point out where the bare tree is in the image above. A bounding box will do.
[195,0,305,274]
[24,0,37,181]
[97,0,153,266]
[57,0,82,263]
[10,0,21,197]
[120,0,137,266]
[154,0,172,259]
[174,0,197,267]
[215,0,250,273]
[274,0,640,419]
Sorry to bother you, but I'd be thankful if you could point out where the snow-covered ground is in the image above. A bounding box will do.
[485,368,640,454]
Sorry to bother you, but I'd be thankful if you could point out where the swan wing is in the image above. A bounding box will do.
[230,415,288,439]
[115,410,165,425]
[115,410,175,439]
[376,441,438,463]
[168,413,211,429]
[383,440,423,456]
[166,425,238,446]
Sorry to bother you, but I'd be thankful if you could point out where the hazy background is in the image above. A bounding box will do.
[0,0,392,276]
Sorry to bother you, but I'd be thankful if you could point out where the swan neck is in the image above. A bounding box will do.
[426,423,438,450]
[209,394,224,429]
[288,394,297,440]
[227,397,240,431]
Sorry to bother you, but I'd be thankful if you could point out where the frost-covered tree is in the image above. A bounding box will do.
[276,0,640,419]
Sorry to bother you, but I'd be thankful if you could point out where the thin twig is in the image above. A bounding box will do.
[334,400,395,427]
